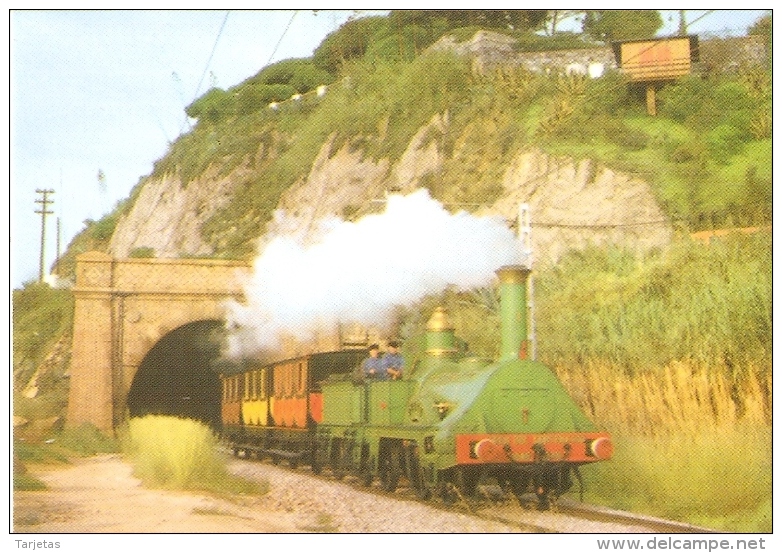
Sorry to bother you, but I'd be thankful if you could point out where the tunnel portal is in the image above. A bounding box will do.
[126,320,240,429]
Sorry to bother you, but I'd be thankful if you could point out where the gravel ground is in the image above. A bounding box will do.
[226,457,527,533]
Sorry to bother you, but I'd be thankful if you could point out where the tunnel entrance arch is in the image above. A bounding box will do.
[66,252,250,434]
[126,320,230,429]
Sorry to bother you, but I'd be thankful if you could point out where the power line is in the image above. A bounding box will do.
[179,10,231,135]
[266,10,298,67]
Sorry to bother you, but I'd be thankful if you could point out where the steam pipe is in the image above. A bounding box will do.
[496,265,531,360]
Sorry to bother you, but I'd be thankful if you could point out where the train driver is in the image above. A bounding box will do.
[381,340,404,380]
[361,344,384,379]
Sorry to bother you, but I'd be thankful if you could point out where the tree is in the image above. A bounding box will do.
[748,13,771,36]
[583,10,663,42]
[391,10,547,32]
[543,10,584,35]
[313,16,390,72]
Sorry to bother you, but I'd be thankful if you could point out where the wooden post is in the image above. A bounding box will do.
[646,84,657,116]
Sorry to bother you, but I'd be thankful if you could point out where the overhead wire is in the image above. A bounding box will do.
[179,10,231,135]
[265,10,298,67]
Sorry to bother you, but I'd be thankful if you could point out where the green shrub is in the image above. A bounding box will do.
[582,428,771,532]
[128,247,155,258]
[120,416,266,495]
[235,84,295,115]
[54,423,119,456]
[14,440,70,464]
[185,88,235,124]
[535,234,771,372]
[705,124,747,160]
[89,212,119,242]
[14,473,47,491]
[252,58,332,91]
[313,16,391,72]
[13,282,73,381]
[658,76,712,124]
[365,33,418,63]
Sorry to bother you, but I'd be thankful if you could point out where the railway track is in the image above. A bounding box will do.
[473,495,720,534]
[224,447,718,533]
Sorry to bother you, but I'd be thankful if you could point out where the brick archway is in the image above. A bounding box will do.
[66,251,250,434]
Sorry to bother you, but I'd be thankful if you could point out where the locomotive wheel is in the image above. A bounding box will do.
[439,481,458,504]
[380,447,401,492]
[359,446,373,486]
[456,467,479,497]
[509,473,531,507]
[408,449,431,500]
[536,488,551,511]
[311,459,322,475]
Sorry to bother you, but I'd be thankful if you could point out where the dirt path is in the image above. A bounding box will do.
[13,453,525,534]
[13,454,302,533]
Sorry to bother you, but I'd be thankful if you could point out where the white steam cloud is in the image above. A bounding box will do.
[226,189,522,356]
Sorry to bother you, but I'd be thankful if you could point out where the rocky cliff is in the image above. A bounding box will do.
[109,111,672,266]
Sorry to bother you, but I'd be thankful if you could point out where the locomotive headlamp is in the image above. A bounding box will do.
[587,436,613,460]
[473,439,509,462]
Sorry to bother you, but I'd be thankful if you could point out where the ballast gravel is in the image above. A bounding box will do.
[227,457,526,533]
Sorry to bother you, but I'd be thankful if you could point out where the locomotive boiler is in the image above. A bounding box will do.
[221,265,612,509]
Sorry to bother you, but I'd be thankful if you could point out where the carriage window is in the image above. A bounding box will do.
[259,369,266,399]
[287,365,294,397]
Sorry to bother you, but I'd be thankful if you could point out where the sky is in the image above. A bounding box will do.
[7,9,771,289]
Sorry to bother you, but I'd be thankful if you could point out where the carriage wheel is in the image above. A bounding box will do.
[331,440,345,480]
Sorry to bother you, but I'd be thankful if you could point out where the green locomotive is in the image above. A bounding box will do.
[222,265,612,509]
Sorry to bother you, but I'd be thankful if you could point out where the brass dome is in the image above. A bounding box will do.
[426,307,454,332]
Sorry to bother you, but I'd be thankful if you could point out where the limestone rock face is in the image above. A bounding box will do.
[109,116,670,266]
[486,149,672,265]
[108,167,242,259]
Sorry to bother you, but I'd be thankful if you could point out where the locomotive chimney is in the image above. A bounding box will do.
[496,265,531,360]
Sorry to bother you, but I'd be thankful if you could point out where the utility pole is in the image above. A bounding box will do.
[518,203,535,360]
[678,10,688,36]
[55,217,61,275]
[35,188,55,282]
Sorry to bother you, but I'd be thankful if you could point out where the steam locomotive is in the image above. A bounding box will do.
[221,265,612,509]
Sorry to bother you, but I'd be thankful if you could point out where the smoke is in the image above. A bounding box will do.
[226,189,522,356]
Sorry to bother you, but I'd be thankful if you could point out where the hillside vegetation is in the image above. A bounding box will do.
[15,12,771,532]
[153,27,769,254]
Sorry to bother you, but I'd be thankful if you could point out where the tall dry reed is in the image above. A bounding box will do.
[556,361,770,438]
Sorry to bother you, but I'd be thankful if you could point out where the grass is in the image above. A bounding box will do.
[13,473,48,491]
[580,428,771,533]
[119,416,267,496]
[535,233,771,373]
[554,359,770,533]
